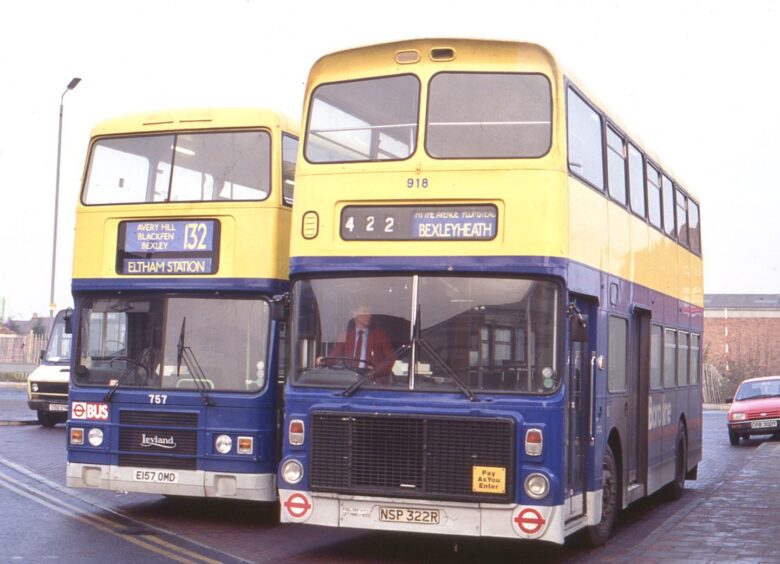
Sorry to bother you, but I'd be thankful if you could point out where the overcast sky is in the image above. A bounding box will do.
[1,0,777,319]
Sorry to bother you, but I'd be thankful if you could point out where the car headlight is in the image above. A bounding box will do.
[524,473,550,500]
[31,383,39,392]
[281,459,304,484]
[88,428,104,447]
[731,412,746,421]
[215,434,233,454]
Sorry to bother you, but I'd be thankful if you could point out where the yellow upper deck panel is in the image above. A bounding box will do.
[300,38,567,172]
[89,107,297,138]
[292,39,701,305]
[74,108,297,282]
[293,39,570,261]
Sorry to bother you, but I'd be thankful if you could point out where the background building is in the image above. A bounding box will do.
[703,294,780,399]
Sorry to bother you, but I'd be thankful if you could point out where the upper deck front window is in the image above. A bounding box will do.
[426,73,552,158]
[83,131,271,204]
[305,75,420,163]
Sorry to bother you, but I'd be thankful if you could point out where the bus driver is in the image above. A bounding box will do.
[317,304,394,379]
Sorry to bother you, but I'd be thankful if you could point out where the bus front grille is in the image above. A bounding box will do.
[31,381,68,395]
[310,412,515,503]
[119,410,198,427]
[117,410,199,470]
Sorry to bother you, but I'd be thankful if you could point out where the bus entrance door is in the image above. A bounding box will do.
[565,299,590,519]
[626,307,650,503]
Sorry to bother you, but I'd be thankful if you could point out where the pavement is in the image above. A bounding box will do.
[609,438,780,564]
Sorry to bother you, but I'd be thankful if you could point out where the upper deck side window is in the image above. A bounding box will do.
[662,174,676,239]
[426,72,552,158]
[606,126,627,205]
[304,75,420,163]
[676,188,690,248]
[627,143,646,218]
[646,162,662,229]
[83,130,272,205]
[567,88,604,190]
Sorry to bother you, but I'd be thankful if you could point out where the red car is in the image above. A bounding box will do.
[727,375,780,445]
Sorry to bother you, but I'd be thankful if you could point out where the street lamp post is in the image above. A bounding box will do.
[49,77,81,318]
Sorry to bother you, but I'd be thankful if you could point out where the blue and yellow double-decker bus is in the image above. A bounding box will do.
[66,108,298,501]
[278,39,702,544]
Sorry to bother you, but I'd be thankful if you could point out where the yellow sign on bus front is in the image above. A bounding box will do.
[472,465,506,494]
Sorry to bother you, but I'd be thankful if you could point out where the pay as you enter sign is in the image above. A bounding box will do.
[472,465,506,494]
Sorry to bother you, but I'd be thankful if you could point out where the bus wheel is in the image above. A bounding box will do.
[587,444,618,546]
[37,411,57,428]
[666,425,687,500]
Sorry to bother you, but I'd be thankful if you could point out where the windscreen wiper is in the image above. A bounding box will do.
[176,317,214,406]
[416,337,478,402]
[103,347,152,402]
[342,343,411,397]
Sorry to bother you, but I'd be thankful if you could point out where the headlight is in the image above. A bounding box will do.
[31,383,39,392]
[281,459,304,484]
[524,473,550,500]
[215,434,233,454]
[731,412,746,421]
[88,428,104,447]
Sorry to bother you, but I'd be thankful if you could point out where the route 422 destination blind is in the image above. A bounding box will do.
[116,219,221,275]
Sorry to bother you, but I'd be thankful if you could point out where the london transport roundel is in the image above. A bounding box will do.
[283,492,313,522]
[512,506,548,538]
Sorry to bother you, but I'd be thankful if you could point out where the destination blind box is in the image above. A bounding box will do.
[116,219,221,275]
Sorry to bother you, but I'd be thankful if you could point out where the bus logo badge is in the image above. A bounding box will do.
[513,507,547,536]
[472,465,506,494]
[283,492,313,521]
[140,434,177,449]
[71,401,109,421]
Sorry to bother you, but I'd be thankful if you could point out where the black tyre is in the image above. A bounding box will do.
[37,411,57,428]
[728,429,740,446]
[666,425,687,500]
[587,444,619,546]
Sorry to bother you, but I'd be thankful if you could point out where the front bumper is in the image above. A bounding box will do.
[278,489,577,544]
[67,462,277,501]
[28,398,69,413]
[728,418,780,435]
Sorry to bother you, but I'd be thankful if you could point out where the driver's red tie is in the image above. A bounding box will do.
[354,330,364,364]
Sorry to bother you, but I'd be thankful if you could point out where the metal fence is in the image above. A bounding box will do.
[0,332,46,365]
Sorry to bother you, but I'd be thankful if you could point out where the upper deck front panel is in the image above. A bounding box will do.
[73,108,295,284]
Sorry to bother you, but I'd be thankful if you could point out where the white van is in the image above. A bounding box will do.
[27,309,71,427]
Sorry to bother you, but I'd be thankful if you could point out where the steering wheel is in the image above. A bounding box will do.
[109,355,150,382]
[318,355,375,375]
